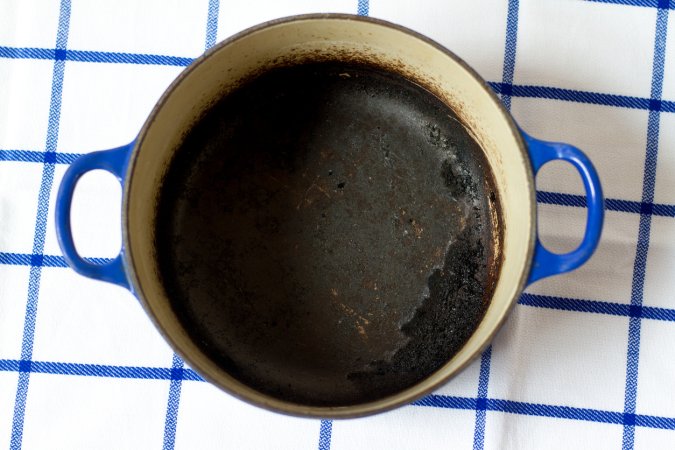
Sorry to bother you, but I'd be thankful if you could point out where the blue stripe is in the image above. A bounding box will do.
[0,150,81,164]
[588,0,674,9]
[487,399,625,424]
[162,354,184,450]
[318,420,333,450]
[0,47,56,60]
[4,43,675,113]
[499,0,520,110]
[537,191,588,208]
[636,414,675,429]
[608,199,643,215]
[357,0,369,16]
[488,82,675,112]
[66,49,192,66]
[520,293,630,316]
[3,357,675,431]
[412,395,477,410]
[0,359,203,380]
[622,7,669,450]
[519,293,675,322]
[205,0,220,50]
[417,394,675,430]
[0,360,20,371]
[537,191,675,217]
[0,46,192,66]
[641,306,675,321]
[0,252,110,268]
[509,85,651,110]
[418,396,623,425]
[472,346,492,450]
[10,1,71,448]
[651,203,675,216]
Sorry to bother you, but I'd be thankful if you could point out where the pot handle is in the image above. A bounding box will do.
[55,143,133,290]
[522,131,604,285]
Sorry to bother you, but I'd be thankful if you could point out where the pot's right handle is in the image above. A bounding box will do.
[522,131,604,285]
[55,143,133,290]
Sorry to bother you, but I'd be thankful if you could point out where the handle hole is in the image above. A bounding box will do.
[70,169,122,260]
[536,161,587,254]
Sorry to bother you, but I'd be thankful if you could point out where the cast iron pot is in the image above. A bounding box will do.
[55,14,604,418]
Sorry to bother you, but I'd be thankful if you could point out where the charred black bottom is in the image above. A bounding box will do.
[155,62,502,406]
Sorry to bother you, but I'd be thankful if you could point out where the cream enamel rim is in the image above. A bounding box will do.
[122,14,536,418]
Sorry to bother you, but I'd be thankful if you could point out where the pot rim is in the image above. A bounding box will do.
[123,13,536,418]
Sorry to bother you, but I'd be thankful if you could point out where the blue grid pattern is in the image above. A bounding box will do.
[0,0,673,448]
[319,419,333,450]
[621,4,669,448]
[163,354,185,450]
[472,346,492,450]
[9,1,71,448]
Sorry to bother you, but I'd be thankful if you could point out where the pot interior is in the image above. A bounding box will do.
[127,15,534,416]
[154,61,502,406]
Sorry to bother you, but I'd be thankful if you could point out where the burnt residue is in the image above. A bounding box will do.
[346,225,492,397]
[345,119,497,400]
[155,61,503,407]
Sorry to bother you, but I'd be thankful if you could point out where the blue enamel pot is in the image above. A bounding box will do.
[54,15,603,418]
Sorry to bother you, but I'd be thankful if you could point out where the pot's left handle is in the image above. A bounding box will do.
[55,143,133,290]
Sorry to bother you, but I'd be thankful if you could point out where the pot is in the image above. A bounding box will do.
[55,14,603,418]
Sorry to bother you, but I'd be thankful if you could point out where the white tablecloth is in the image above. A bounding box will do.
[0,0,674,448]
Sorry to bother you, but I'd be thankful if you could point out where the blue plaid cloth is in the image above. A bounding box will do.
[0,0,674,448]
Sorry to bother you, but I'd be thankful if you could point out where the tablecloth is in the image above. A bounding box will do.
[0,0,674,448]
